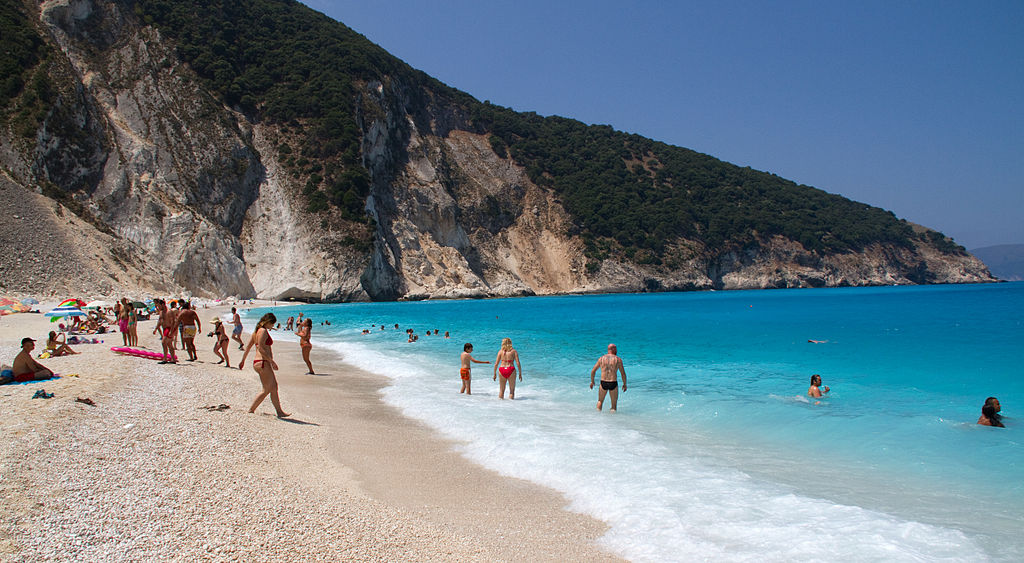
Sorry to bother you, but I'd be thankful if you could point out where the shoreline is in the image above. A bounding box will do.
[0,304,620,561]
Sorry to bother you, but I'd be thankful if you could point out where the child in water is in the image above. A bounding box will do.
[459,343,490,395]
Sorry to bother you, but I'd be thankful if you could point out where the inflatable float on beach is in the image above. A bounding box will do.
[110,347,174,361]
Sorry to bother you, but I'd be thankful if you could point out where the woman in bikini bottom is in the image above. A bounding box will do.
[493,337,523,400]
[244,312,289,418]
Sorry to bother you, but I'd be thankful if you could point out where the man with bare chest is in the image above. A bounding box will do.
[590,343,627,411]
[155,299,177,363]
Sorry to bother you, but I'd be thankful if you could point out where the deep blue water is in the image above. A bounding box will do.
[248,283,1023,562]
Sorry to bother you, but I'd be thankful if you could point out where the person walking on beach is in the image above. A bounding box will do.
[11,338,55,382]
[211,317,231,367]
[460,343,490,395]
[493,337,522,400]
[241,312,289,418]
[230,307,244,350]
[296,318,314,374]
[155,299,177,363]
[177,301,201,361]
[590,343,627,412]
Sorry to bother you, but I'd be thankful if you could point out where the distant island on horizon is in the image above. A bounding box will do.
[970,244,1024,281]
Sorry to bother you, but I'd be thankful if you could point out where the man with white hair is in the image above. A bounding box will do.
[590,343,627,412]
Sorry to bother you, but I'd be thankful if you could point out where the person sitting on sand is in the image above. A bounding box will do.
[12,338,55,382]
[978,397,1004,427]
[459,343,490,395]
[46,331,78,357]
[808,374,830,398]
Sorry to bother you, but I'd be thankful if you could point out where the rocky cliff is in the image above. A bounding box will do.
[0,0,995,300]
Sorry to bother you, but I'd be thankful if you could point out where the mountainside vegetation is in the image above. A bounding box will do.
[12,0,963,266]
[130,0,471,222]
[1,0,56,137]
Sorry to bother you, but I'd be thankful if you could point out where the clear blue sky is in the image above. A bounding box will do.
[302,0,1022,249]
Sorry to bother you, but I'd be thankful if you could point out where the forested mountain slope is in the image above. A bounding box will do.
[0,0,994,299]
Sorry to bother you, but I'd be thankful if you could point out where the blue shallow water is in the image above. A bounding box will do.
[248,283,1023,562]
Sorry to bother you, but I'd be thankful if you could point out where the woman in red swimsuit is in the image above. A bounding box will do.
[241,312,289,417]
[493,337,523,400]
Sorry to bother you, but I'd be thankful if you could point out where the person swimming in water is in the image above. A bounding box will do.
[807,374,830,398]
[978,397,1004,427]
[493,337,522,400]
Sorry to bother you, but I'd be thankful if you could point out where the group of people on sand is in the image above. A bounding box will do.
[460,339,628,411]
[150,304,316,418]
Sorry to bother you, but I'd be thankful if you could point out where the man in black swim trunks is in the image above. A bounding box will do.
[590,343,627,412]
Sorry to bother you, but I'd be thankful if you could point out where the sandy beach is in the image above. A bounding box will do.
[0,303,620,562]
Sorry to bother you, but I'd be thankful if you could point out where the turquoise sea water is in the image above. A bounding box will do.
[248,283,1022,562]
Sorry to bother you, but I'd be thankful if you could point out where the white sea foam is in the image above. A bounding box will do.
[321,338,989,562]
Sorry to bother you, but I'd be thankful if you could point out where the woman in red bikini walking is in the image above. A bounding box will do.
[240,312,289,418]
[493,337,523,400]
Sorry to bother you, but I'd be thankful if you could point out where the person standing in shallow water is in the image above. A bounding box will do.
[590,343,627,411]
[296,318,314,374]
[459,343,490,395]
[493,337,522,400]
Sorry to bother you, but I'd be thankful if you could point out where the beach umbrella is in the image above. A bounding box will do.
[45,305,87,318]
[21,297,39,306]
[59,298,86,307]
[0,299,30,315]
[131,301,146,308]
[85,300,112,308]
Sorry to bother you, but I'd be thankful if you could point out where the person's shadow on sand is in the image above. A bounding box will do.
[262,413,319,426]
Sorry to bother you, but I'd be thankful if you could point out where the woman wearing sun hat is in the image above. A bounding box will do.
[211,316,231,367]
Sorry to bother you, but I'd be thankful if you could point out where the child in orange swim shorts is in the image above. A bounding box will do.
[459,343,490,395]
